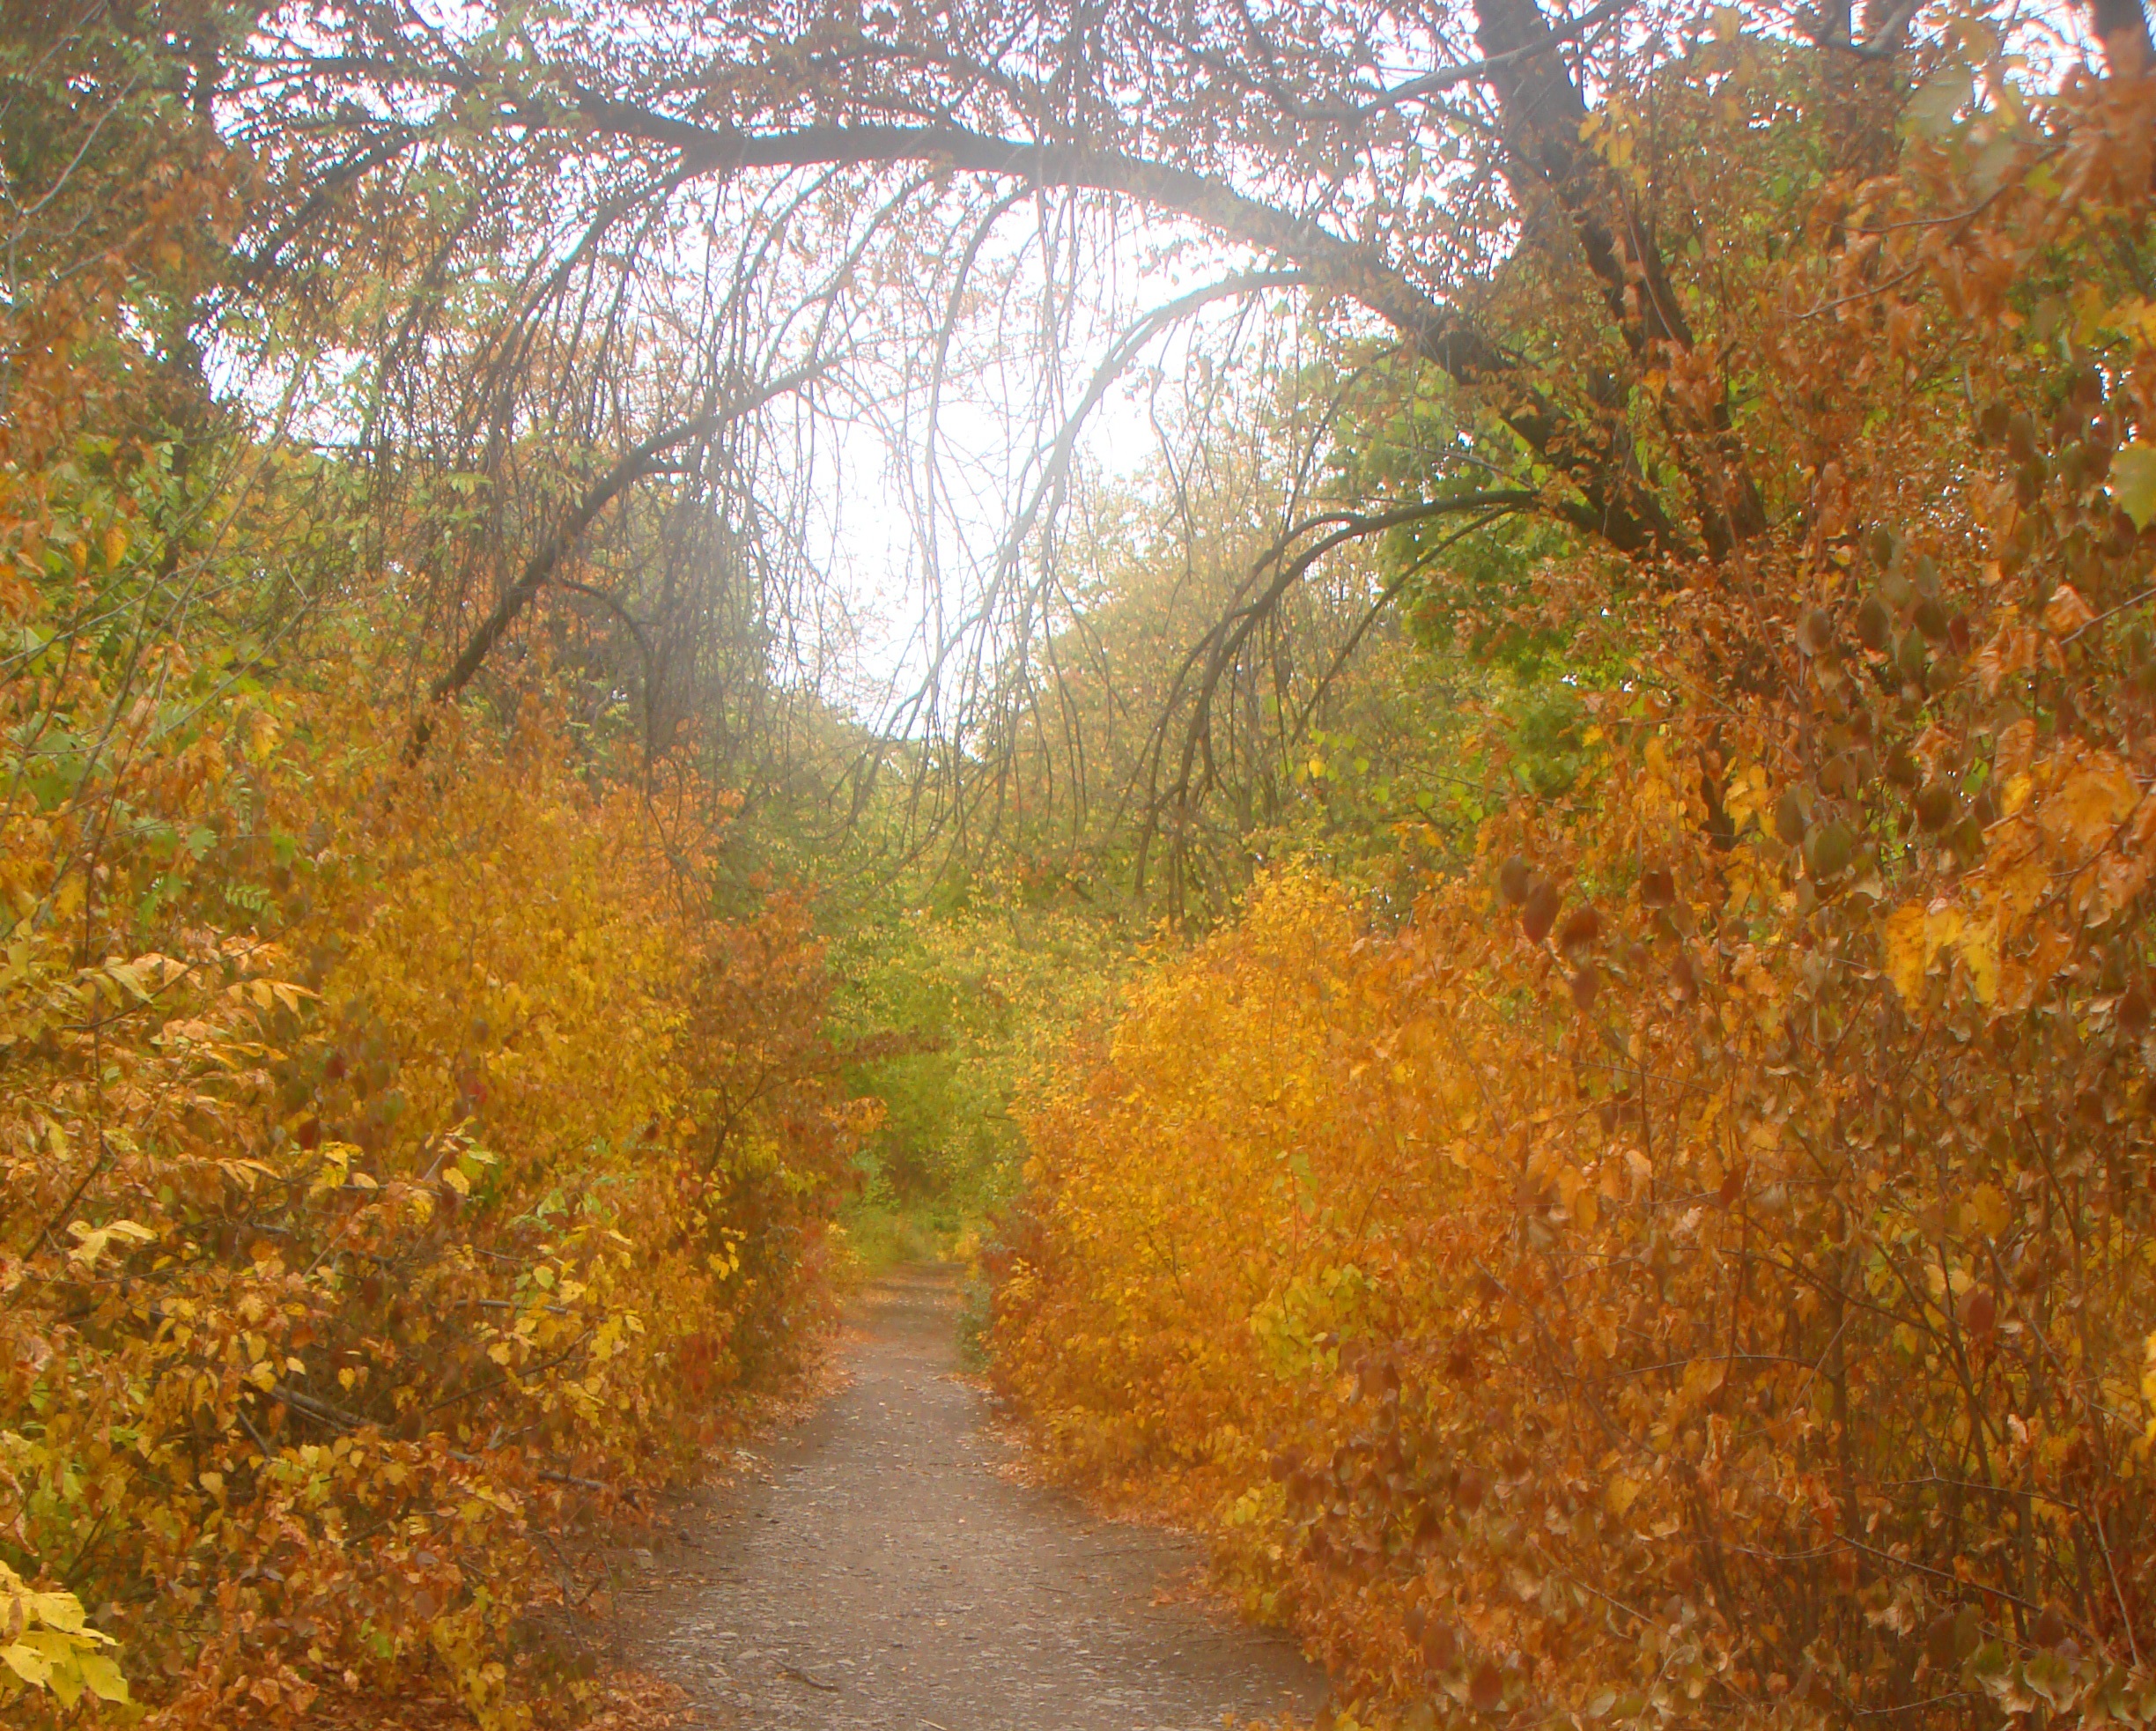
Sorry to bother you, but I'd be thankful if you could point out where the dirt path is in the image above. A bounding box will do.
[617,1265,1325,1730]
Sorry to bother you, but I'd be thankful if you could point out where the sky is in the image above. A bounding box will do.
[810,209,1281,729]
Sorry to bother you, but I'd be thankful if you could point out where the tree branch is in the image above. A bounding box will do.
[1362,0,1638,115]
[559,99,1685,558]
[414,363,823,750]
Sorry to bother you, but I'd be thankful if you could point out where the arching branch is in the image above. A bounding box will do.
[1131,488,1538,906]
[412,364,824,753]
[558,99,1685,559]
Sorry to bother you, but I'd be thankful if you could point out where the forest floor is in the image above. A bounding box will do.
[607,1264,1325,1730]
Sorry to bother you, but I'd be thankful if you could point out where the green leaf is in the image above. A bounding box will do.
[1905,73,1969,140]
[2112,440,2156,529]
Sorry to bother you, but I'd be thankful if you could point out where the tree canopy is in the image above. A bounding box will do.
[8,0,2156,1726]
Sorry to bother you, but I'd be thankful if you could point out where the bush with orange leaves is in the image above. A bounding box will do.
[993,57,2156,1731]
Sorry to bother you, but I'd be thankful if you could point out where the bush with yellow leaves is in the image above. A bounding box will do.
[1,666,866,1727]
[1,1561,125,1710]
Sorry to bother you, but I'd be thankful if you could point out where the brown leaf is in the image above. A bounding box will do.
[1775,788,1809,846]
[1569,965,1599,1010]
[1468,1660,1504,1713]
[1521,879,1560,944]
[2043,582,2096,635]
[1557,906,1600,953]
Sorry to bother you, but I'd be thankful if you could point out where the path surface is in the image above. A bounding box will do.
[617,1265,1325,1730]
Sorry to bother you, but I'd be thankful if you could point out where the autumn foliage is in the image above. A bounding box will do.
[19,3,2156,1727]
[993,53,2156,1731]
[0,30,866,1721]
[0,664,864,1724]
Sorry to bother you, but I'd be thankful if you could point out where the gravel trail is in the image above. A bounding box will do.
[618,1264,1324,1730]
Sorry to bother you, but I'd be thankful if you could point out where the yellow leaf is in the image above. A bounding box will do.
[1953,919,1998,1003]
[1884,903,1974,1006]
[78,1651,129,1703]
[1964,1183,2011,1240]
[1883,905,1931,1006]
[65,1218,155,1271]
[2053,756,2138,850]
[1572,1184,1599,1231]
[26,1632,84,1707]
[1990,849,2049,927]
[23,1592,85,1636]
[3,1639,55,1687]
